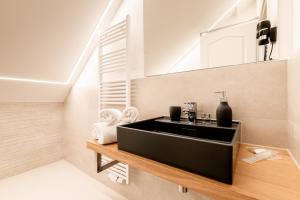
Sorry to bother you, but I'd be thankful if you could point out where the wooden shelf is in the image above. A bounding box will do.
[87,140,300,200]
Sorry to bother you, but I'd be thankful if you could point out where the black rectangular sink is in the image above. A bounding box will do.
[117,117,241,184]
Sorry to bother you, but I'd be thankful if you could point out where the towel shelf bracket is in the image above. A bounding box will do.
[97,153,119,173]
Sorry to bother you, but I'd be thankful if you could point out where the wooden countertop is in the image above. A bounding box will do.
[87,140,300,200]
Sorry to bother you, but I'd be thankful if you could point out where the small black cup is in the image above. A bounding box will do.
[169,106,181,121]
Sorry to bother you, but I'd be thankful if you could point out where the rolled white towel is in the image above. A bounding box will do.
[91,122,118,144]
[121,107,139,123]
[99,109,122,126]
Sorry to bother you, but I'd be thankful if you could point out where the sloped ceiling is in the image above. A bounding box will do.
[0,0,109,82]
[0,0,112,102]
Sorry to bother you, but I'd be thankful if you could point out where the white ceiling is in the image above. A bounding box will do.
[0,0,109,82]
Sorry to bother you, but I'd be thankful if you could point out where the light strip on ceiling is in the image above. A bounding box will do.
[207,0,243,32]
[0,76,67,85]
[66,0,114,84]
[0,0,114,85]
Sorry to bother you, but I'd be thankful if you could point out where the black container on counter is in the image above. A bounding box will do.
[169,106,181,121]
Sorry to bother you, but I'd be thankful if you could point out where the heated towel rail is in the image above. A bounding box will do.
[97,15,130,184]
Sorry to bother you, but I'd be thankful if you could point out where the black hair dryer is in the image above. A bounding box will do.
[256,20,277,61]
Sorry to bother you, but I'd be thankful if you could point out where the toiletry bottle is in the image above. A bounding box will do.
[215,91,232,127]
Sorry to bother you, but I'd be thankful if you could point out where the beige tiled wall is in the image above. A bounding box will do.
[287,51,300,164]
[0,103,63,179]
[134,60,288,147]
[63,60,288,200]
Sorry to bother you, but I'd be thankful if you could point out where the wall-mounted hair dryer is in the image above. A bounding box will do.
[256,20,277,61]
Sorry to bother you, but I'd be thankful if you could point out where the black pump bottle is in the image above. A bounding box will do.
[215,91,232,127]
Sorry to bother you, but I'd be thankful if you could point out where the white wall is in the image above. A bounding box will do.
[258,0,300,60]
[110,0,144,79]
[287,50,300,165]
[292,0,300,52]
[278,0,293,59]
[287,0,300,165]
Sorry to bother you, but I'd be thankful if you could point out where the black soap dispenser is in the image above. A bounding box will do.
[215,91,232,127]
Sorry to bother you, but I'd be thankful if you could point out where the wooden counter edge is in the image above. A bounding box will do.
[87,140,261,200]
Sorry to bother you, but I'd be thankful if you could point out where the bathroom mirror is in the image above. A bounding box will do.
[144,0,277,76]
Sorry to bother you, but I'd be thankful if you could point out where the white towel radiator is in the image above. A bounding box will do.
[97,15,130,184]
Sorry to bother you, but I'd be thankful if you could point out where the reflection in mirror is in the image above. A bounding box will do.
[144,0,277,76]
